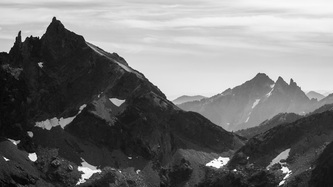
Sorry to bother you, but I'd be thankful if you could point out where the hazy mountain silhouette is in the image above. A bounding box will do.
[178,73,318,131]
[307,91,325,101]
[172,95,206,105]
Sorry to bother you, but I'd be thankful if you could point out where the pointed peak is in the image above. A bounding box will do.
[251,73,272,82]
[289,78,297,87]
[45,17,65,36]
[276,76,287,85]
[41,16,86,62]
[254,72,268,78]
[14,31,22,44]
[52,16,57,22]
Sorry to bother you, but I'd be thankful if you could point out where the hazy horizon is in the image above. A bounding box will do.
[1,0,333,99]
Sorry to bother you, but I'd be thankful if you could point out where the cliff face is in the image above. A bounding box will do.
[0,17,243,186]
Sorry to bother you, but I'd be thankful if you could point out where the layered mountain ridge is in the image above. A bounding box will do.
[178,73,331,131]
[172,95,206,105]
[0,17,244,186]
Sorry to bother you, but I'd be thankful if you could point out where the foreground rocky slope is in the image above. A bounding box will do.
[229,107,333,186]
[0,17,244,186]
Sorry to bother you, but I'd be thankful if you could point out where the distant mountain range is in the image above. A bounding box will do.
[306,91,325,101]
[178,73,333,131]
[172,95,206,105]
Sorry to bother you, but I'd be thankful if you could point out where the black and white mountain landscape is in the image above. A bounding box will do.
[1,0,333,186]
[1,16,333,187]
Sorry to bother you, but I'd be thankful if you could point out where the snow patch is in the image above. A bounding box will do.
[28,153,37,162]
[8,138,20,146]
[77,158,102,185]
[3,156,9,161]
[38,62,43,68]
[35,104,86,130]
[245,116,250,123]
[279,165,292,186]
[281,165,291,174]
[206,157,230,169]
[252,99,260,109]
[267,148,291,169]
[266,85,275,97]
[109,98,125,107]
[27,131,33,138]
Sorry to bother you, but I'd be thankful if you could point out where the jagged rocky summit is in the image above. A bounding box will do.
[0,17,244,186]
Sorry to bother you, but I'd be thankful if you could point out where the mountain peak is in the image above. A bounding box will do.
[276,76,287,85]
[41,17,86,62]
[289,78,297,87]
[249,73,273,85]
[253,72,269,80]
[45,17,66,36]
[8,31,23,66]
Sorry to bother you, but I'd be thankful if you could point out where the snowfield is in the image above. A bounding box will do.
[77,158,102,185]
[279,165,292,186]
[109,98,125,107]
[28,153,37,162]
[205,157,230,168]
[35,104,86,130]
[267,148,291,169]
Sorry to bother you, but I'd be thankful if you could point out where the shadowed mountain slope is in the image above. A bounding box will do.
[0,17,244,187]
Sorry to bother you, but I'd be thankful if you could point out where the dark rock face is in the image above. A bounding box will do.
[228,109,333,186]
[0,17,244,186]
[236,113,302,139]
[178,73,324,131]
[309,140,333,187]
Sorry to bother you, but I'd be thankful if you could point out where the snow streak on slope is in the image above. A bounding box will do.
[252,99,261,109]
[86,42,143,79]
[266,84,275,97]
[279,165,292,186]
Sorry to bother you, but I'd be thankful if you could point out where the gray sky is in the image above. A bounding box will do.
[1,0,333,99]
